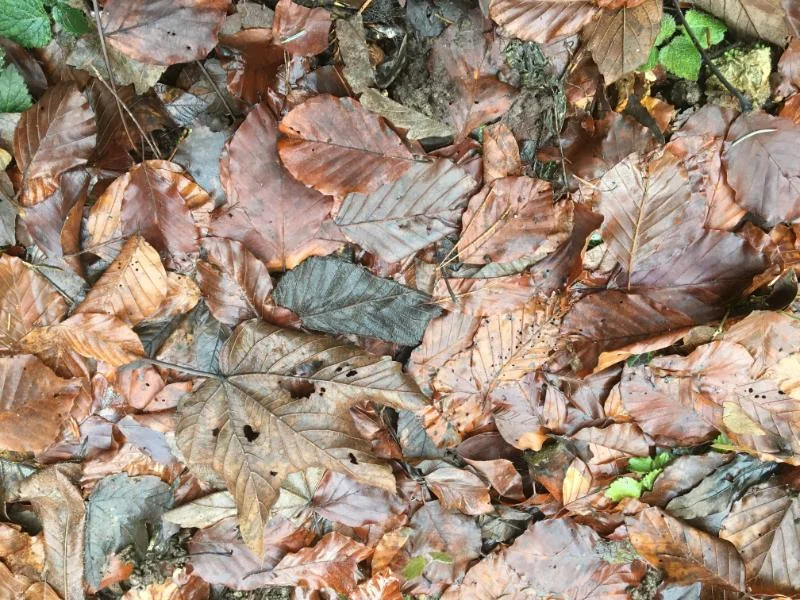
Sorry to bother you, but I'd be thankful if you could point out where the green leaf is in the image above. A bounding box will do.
[52,3,89,36]
[273,256,442,345]
[641,47,660,71]
[605,477,643,502]
[654,13,677,46]
[428,551,454,564]
[0,65,32,112]
[402,555,427,579]
[628,457,654,473]
[0,0,52,48]
[659,34,702,80]
[653,451,673,469]
[683,9,726,49]
[640,468,663,491]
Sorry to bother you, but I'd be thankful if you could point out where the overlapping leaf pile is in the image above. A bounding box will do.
[0,0,800,598]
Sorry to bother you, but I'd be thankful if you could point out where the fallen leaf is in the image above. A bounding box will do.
[489,0,599,43]
[278,95,417,197]
[424,467,492,515]
[84,473,172,588]
[101,0,230,65]
[482,123,521,185]
[0,255,66,352]
[13,83,96,206]
[627,506,745,591]
[720,480,800,594]
[218,29,285,104]
[0,354,80,453]
[335,159,476,263]
[176,319,426,555]
[586,0,662,83]
[274,256,442,345]
[691,0,789,45]
[210,103,338,270]
[273,0,331,55]
[359,89,454,141]
[75,236,167,327]
[16,468,85,600]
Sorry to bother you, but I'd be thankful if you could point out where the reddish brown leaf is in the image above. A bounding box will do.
[278,95,417,197]
[218,29,285,104]
[269,532,372,594]
[0,255,67,353]
[482,123,521,185]
[0,355,79,453]
[586,0,662,83]
[310,470,406,529]
[627,507,745,591]
[211,103,338,269]
[489,0,599,43]
[13,83,96,206]
[273,0,331,55]
[86,161,211,270]
[424,467,492,515]
[102,0,230,65]
[457,177,573,267]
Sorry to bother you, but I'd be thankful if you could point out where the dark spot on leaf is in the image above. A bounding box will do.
[279,379,315,399]
[212,427,220,437]
[346,369,357,377]
[348,452,358,465]
[243,425,260,442]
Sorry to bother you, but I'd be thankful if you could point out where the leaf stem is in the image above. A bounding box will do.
[137,357,222,380]
[669,0,751,113]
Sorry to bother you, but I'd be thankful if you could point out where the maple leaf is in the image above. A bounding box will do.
[176,319,426,555]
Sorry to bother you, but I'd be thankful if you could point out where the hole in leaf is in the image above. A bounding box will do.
[346,369,357,377]
[270,470,278,477]
[348,452,358,465]
[243,425,260,442]
[280,379,315,399]
[212,427,220,437]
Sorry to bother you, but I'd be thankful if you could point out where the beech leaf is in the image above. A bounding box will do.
[274,256,442,345]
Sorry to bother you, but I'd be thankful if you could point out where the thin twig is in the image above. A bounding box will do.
[90,0,148,155]
[670,0,751,113]
[196,60,236,121]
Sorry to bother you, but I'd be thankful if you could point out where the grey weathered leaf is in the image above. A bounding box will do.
[84,473,172,588]
[360,89,454,140]
[335,159,475,263]
[335,15,374,94]
[274,256,442,345]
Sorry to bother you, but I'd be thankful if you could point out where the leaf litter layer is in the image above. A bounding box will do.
[0,0,799,598]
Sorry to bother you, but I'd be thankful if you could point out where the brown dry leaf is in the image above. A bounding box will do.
[586,0,662,83]
[489,0,599,43]
[691,0,789,45]
[21,313,144,368]
[433,302,561,440]
[101,0,230,65]
[13,83,96,207]
[723,111,800,227]
[627,506,745,591]
[723,311,800,376]
[86,161,211,270]
[720,481,800,595]
[196,237,276,327]
[176,319,426,555]
[562,457,592,504]
[351,573,403,600]
[457,177,573,268]
[211,103,338,270]
[278,95,418,197]
[0,255,66,353]
[335,159,476,263]
[272,0,331,55]
[482,123,521,185]
[269,532,372,594]
[75,236,167,327]
[444,517,645,598]
[16,468,85,600]
[573,422,651,464]
[218,29,285,104]
[595,150,694,279]
[423,467,492,515]
[0,355,79,453]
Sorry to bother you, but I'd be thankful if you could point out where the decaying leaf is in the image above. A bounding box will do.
[176,319,426,554]
[692,0,789,45]
[490,0,599,44]
[274,256,442,345]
